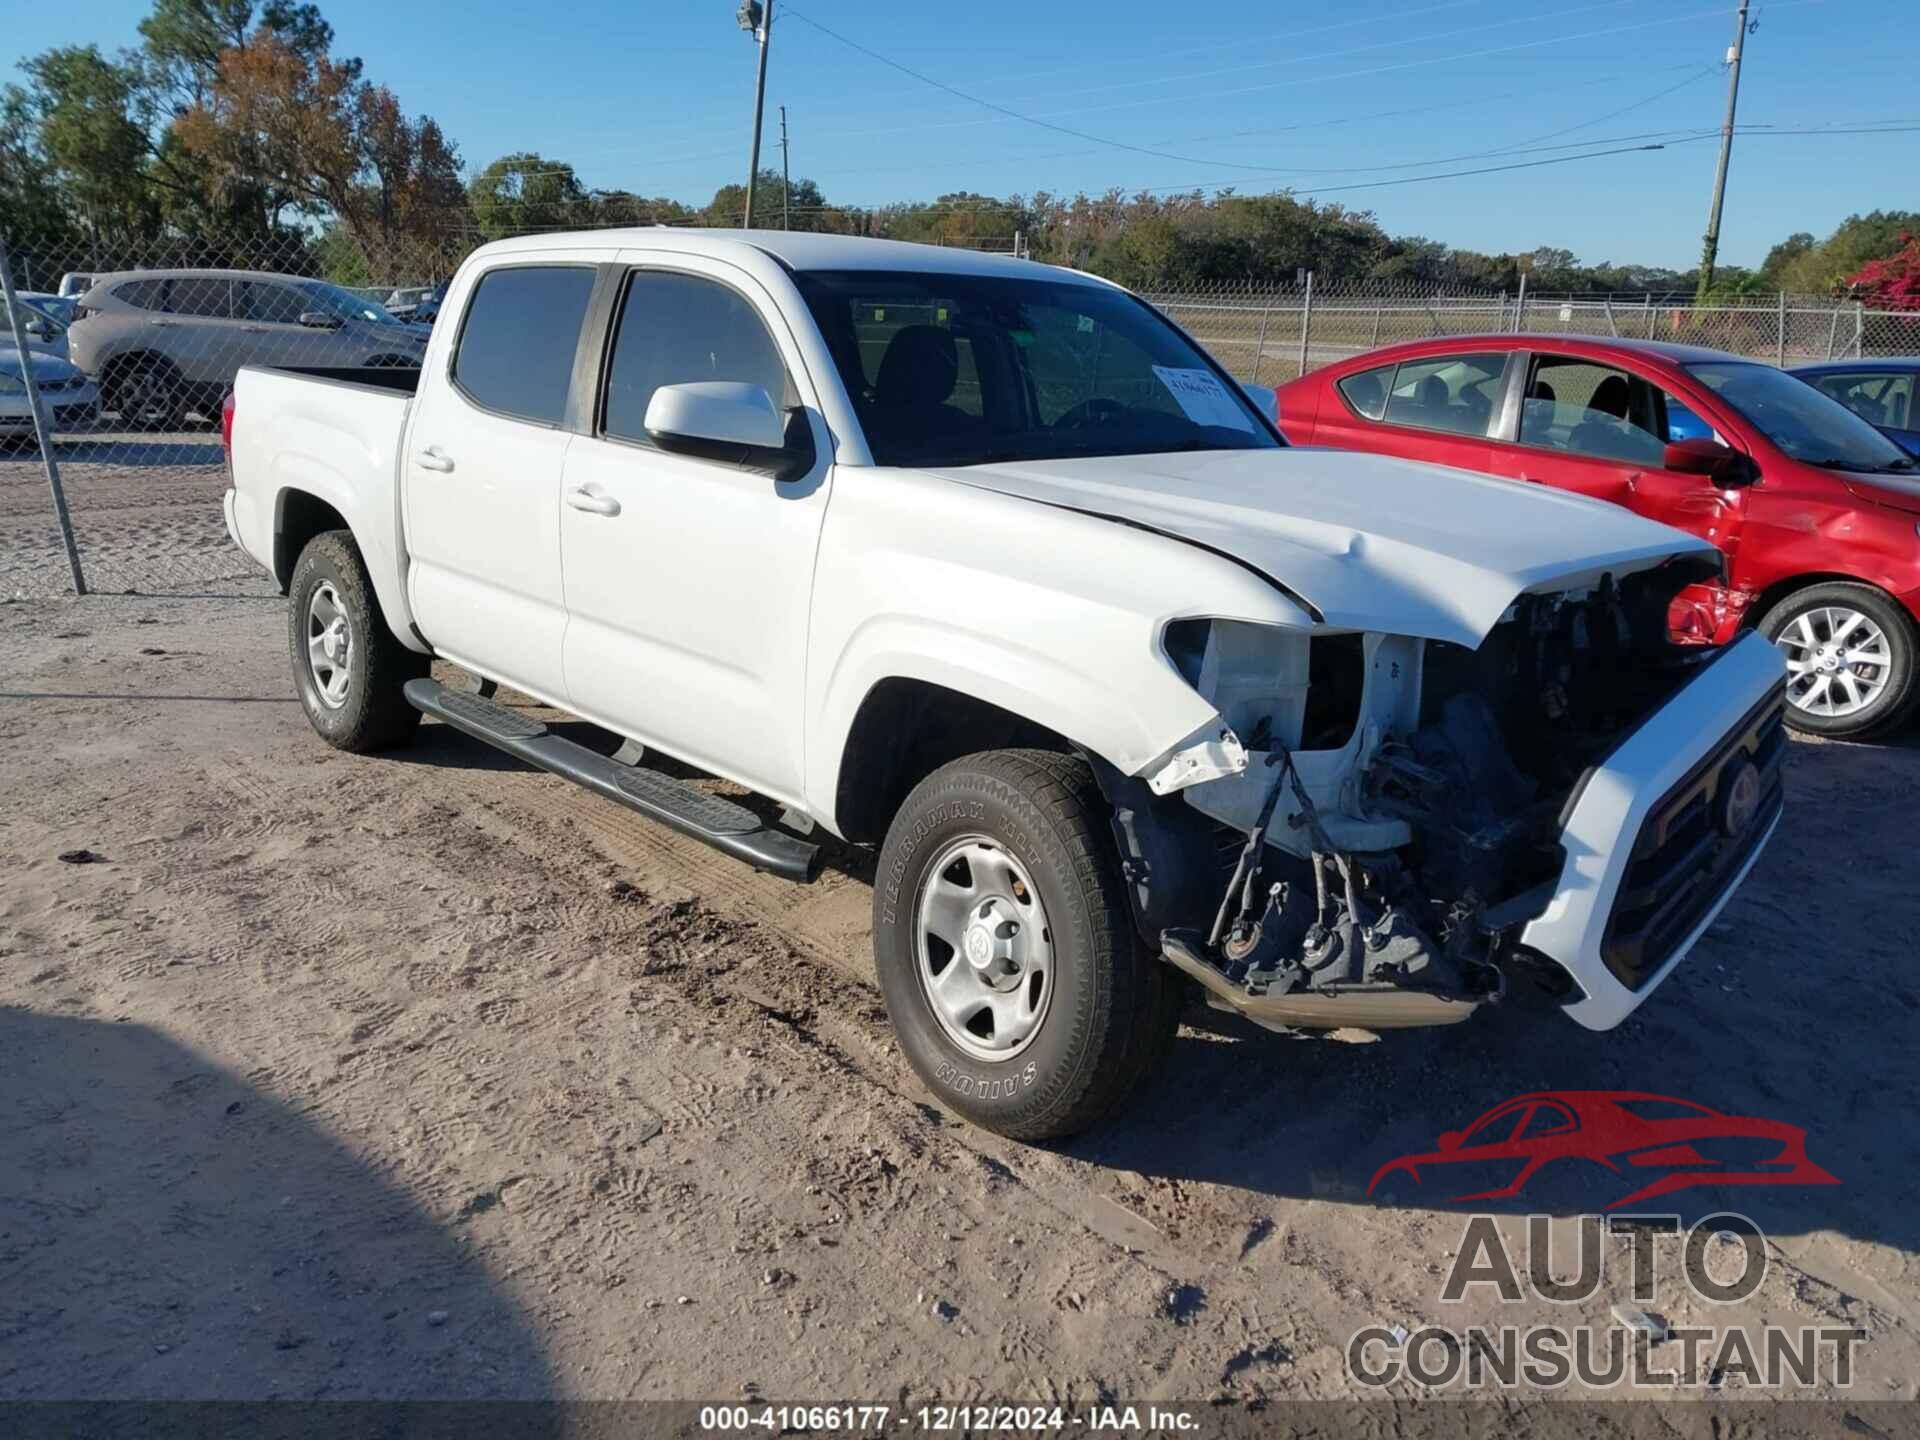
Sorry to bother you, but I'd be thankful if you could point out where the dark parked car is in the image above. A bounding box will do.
[1276,335,1920,738]
[1791,359,1920,454]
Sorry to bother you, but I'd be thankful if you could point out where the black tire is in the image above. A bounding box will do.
[1756,581,1920,739]
[872,749,1176,1141]
[287,530,428,753]
[102,355,185,430]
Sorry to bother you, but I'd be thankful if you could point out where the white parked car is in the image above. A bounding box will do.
[222,231,1785,1138]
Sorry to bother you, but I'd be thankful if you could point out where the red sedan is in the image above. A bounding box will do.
[1275,336,1920,738]
[1367,1090,1839,1210]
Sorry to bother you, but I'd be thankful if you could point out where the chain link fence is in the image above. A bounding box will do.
[4,226,1917,600]
[1144,278,1920,387]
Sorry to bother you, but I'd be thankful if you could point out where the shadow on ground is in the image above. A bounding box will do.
[0,1008,556,1402]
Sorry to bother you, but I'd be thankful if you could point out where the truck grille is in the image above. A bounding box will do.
[1601,682,1786,990]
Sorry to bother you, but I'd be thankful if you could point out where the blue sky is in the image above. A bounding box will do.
[9,0,1913,267]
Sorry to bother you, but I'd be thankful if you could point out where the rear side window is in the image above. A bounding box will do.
[1383,354,1506,436]
[114,278,166,311]
[452,265,597,424]
[165,277,232,318]
[601,271,790,444]
[1337,364,1393,420]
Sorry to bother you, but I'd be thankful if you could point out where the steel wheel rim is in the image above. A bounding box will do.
[914,834,1054,1062]
[122,369,170,421]
[304,581,353,709]
[1776,605,1891,718]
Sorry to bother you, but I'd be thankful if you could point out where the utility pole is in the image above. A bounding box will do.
[1696,0,1753,301]
[779,105,791,231]
[737,0,774,229]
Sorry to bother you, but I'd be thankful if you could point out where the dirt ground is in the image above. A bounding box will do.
[2,580,1916,1422]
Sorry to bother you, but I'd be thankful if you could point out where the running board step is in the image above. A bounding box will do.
[404,678,820,881]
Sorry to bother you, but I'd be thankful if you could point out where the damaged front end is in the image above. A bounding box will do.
[1109,555,1785,1033]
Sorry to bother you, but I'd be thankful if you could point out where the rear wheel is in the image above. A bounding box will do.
[1758,582,1919,738]
[872,749,1176,1140]
[288,530,428,752]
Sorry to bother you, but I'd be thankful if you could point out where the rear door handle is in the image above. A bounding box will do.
[415,447,455,473]
[148,318,177,328]
[566,485,620,517]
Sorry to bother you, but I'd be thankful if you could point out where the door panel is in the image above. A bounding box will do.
[404,263,599,698]
[1485,352,1746,558]
[559,257,829,803]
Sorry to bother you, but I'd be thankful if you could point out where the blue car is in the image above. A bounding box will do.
[1790,359,1920,454]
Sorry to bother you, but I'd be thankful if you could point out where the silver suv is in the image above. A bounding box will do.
[67,269,428,427]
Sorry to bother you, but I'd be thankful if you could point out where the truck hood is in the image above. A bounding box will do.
[921,447,1717,647]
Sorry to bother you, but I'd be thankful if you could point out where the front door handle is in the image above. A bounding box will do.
[566,485,621,517]
[415,447,455,473]
[148,318,177,328]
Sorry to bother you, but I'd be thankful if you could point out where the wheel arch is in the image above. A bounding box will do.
[273,488,349,592]
[830,676,1082,845]
[1744,571,1918,636]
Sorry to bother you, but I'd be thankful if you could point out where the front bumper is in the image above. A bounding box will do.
[1521,631,1786,1030]
[0,382,101,433]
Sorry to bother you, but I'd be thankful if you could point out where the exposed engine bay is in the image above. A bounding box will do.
[1115,557,1722,1031]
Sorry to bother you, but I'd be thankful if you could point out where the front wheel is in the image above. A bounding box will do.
[872,750,1175,1140]
[288,530,428,752]
[1757,582,1919,739]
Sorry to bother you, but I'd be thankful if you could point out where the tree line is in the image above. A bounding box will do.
[5,1,1914,308]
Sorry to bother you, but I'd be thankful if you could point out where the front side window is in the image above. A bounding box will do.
[792,270,1280,468]
[296,281,402,327]
[165,277,232,319]
[601,271,791,444]
[1809,372,1914,432]
[1519,356,1668,464]
[1382,354,1505,437]
[1688,361,1914,473]
[236,281,309,325]
[451,265,597,425]
[1337,364,1393,421]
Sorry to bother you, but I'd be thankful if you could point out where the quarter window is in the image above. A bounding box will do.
[601,271,790,444]
[1383,354,1505,436]
[1337,363,1393,421]
[1520,357,1668,463]
[452,265,596,425]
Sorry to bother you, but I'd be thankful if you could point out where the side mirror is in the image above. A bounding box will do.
[645,381,788,452]
[297,310,342,329]
[1663,436,1758,488]
[24,319,53,339]
[1437,1130,1463,1153]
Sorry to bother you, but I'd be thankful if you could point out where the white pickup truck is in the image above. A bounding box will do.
[223,230,1785,1139]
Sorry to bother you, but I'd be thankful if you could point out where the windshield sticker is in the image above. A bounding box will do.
[1152,365,1256,433]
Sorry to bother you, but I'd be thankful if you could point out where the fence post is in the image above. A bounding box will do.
[1825,306,1841,360]
[1513,272,1528,334]
[1775,291,1786,367]
[1603,299,1618,338]
[1854,302,1865,359]
[0,235,86,596]
[1252,299,1271,385]
[1296,271,1314,379]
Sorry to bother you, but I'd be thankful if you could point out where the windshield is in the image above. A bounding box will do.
[792,270,1282,467]
[296,280,404,327]
[1686,361,1913,472]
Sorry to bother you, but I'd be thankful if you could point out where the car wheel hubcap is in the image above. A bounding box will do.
[1776,606,1890,718]
[305,582,352,709]
[914,836,1053,1062]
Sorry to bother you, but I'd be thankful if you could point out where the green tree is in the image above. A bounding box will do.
[469,151,588,241]
[704,167,829,230]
